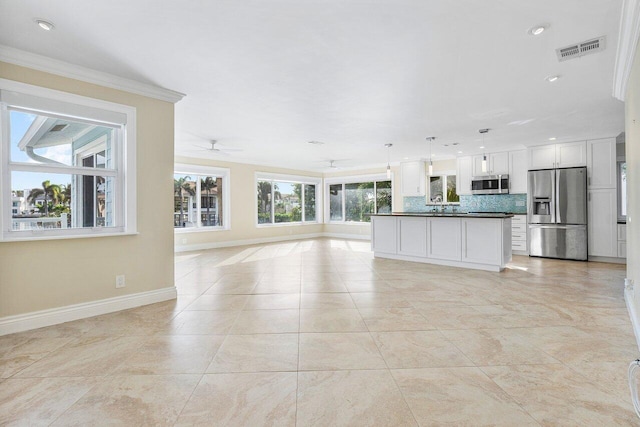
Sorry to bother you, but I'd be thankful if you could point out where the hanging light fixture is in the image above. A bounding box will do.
[426,137,435,175]
[385,143,393,178]
[479,129,489,173]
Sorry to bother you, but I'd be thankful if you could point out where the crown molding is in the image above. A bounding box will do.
[613,0,640,101]
[0,44,185,103]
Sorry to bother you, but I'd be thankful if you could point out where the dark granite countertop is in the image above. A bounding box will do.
[372,212,515,218]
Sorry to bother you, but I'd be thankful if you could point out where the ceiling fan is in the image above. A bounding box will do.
[315,159,350,169]
[189,139,243,156]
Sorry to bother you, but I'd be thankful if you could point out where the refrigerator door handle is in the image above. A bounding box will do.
[552,170,557,223]
[529,225,585,230]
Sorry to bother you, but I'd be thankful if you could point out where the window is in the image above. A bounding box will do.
[427,172,459,204]
[618,161,627,222]
[326,175,392,223]
[256,173,320,225]
[174,165,230,230]
[329,184,343,221]
[0,79,136,240]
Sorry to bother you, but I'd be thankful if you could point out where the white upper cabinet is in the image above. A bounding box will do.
[528,141,586,169]
[472,152,509,176]
[400,161,425,196]
[556,141,587,167]
[490,152,509,175]
[508,150,527,194]
[456,156,473,195]
[587,138,616,189]
[528,145,556,169]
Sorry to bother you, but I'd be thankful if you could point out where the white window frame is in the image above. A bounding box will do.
[426,169,460,205]
[174,164,231,232]
[617,160,627,222]
[0,79,137,241]
[255,172,322,227]
[324,173,393,224]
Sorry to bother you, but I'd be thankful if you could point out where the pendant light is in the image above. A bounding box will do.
[426,137,435,175]
[385,143,393,178]
[479,129,489,173]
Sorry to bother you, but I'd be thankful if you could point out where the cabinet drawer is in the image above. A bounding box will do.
[512,215,527,225]
[618,224,627,242]
[512,223,526,233]
[512,241,528,251]
[512,231,527,241]
[618,241,627,258]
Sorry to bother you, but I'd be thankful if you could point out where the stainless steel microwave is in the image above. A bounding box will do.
[471,175,509,195]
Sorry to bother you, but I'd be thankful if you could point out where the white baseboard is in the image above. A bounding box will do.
[588,256,627,264]
[373,252,503,272]
[174,232,370,253]
[322,232,371,241]
[0,287,177,336]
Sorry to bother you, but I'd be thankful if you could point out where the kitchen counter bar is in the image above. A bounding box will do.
[377,212,515,218]
[371,214,512,272]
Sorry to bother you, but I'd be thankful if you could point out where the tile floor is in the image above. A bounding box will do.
[1,238,638,425]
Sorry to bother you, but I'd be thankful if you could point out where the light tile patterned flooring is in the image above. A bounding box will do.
[1,238,638,425]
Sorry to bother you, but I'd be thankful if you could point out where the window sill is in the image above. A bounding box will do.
[256,222,319,228]
[1,231,139,243]
[327,221,371,226]
[174,226,229,233]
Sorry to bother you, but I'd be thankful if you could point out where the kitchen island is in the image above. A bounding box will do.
[371,212,513,272]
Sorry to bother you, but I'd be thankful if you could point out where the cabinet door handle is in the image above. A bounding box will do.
[588,192,591,202]
[588,177,591,186]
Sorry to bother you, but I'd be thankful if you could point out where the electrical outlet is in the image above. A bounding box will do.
[115,275,126,288]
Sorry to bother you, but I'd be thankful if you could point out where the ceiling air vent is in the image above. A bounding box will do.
[49,123,68,132]
[556,36,606,62]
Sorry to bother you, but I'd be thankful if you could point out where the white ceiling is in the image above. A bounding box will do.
[0,0,625,172]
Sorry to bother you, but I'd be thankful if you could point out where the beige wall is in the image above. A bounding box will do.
[0,62,175,318]
[627,42,640,304]
[174,156,325,247]
[173,158,455,245]
[173,161,406,244]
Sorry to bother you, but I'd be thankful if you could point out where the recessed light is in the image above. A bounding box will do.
[457,151,463,154]
[528,24,548,36]
[549,137,557,141]
[403,157,409,160]
[545,75,561,83]
[307,140,324,145]
[479,146,485,149]
[35,19,55,31]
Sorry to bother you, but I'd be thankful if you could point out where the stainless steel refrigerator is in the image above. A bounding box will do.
[528,167,588,260]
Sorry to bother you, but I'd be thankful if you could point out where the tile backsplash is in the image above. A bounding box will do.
[403,194,527,214]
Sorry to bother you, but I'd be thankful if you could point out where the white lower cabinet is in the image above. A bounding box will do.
[371,216,397,254]
[511,214,527,254]
[427,218,461,261]
[461,218,505,265]
[398,217,427,257]
[588,189,617,257]
[618,224,627,258]
[371,215,511,272]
